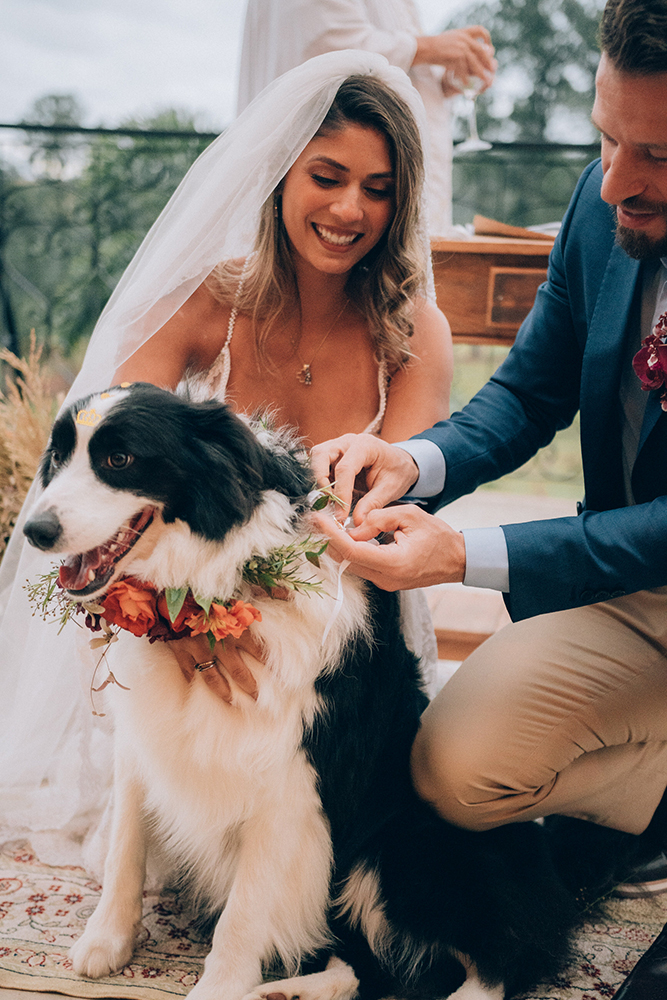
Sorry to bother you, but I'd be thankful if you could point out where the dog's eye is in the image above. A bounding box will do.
[106,452,133,469]
[50,451,61,468]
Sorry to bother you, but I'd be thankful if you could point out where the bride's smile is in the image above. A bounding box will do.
[312,223,362,246]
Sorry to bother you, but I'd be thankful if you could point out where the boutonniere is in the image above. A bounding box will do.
[632,310,667,411]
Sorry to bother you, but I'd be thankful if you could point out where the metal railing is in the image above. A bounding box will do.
[452,141,600,227]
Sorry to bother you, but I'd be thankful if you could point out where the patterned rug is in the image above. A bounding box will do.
[1,841,665,1000]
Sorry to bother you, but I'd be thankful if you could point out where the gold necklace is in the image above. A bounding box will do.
[296,300,348,386]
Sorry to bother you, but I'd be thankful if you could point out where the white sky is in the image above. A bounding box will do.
[1,0,474,130]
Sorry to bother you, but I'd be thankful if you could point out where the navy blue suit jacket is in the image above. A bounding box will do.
[415,160,667,622]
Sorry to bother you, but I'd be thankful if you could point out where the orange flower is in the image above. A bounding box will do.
[227,599,262,632]
[184,600,261,641]
[101,577,158,637]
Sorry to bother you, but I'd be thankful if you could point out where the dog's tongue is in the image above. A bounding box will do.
[58,548,103,592]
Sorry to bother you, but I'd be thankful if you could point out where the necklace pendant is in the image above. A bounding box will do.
[297,363,312,385]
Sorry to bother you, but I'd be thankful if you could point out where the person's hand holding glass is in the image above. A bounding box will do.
[437,30,495,153]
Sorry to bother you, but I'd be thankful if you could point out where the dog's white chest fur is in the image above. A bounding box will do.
[105,633,331,921]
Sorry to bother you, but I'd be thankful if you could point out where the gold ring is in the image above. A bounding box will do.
[194,659,217,672]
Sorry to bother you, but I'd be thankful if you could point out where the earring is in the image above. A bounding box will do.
[273,196,280,219]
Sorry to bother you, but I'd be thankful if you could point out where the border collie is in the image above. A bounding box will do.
[23,383,580,1000]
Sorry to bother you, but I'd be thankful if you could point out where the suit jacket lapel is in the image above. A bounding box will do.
[638,382,663,452]
[580,245,641,510]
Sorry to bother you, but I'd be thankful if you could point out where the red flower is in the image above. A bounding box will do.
[633,312,667,410]
[101,577,159,637]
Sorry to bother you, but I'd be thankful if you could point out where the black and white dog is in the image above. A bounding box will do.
[24,382,581,1000]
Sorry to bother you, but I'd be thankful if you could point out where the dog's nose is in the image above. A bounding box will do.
[23,508,63,550]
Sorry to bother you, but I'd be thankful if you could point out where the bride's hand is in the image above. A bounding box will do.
[168,634,262,702]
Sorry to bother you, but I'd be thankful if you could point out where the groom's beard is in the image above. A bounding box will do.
[614,196,667,260]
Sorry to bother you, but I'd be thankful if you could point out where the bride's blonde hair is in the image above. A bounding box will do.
[207,74,426,373]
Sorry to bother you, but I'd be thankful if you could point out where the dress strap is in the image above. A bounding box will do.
[362,354,389,435]
[203,256,252,400]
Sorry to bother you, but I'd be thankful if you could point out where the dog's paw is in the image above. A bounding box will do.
[187,977,245,1000]
[243,960,359,1000]
[69,926,137,979]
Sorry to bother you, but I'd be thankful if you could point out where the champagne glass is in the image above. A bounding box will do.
[452,75,492,154]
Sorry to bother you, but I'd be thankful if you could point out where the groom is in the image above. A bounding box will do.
[313,0,667,895]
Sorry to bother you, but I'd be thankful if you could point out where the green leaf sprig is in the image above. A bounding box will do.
[242,535,328,595]
[25,569,82,632]
[309,484,346,512]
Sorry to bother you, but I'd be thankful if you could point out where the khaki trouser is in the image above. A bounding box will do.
[411,587,667,834]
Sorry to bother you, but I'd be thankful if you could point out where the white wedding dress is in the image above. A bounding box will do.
[0,50,438,871]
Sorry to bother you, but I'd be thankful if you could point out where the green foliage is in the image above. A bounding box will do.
[24,568,80,633]
[448,0,605,142]
[1,102,214,358]
[451,144,599,227]
[23,94,86,178]
[243,537,328,595]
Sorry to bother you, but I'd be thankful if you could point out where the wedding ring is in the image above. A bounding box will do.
[194,659,218,672]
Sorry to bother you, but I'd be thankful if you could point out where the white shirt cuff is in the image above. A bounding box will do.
[462,527,510,592]
[394,439,445,498]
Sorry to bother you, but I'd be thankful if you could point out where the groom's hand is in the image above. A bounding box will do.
[310,433,419,522]
[312,504,466,591]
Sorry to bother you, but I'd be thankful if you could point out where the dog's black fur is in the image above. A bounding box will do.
[305,583,579,998]
[41,387,313,539]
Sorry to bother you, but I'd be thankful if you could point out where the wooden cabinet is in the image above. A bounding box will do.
[431,235,554,345]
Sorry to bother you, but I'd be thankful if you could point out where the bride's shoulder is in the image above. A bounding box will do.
[409,296,451,345]
[172,279,231,335]
[151,278,234,376]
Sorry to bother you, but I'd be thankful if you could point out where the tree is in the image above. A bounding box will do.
[58,108,212,353]
[0,165,35,355]
[23,94,86,179]
[448,0,605,143]
[1,103,214,358]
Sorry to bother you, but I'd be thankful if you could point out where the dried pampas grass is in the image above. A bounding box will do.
[0,332,62,559]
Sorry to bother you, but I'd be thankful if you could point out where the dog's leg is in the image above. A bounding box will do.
[188,802,332,1000]
[446,957,505,1000]
[243,956,359,1000]
[447,978,504,1000]
[69,755,147,979]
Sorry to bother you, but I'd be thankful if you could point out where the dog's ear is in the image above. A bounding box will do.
[40,405,79,486]
[176,402,313,539]
[243,411,315,502]
[262,446,315,504]
[94,385,314,541]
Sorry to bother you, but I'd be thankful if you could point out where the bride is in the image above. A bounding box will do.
[0,50,452,868]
